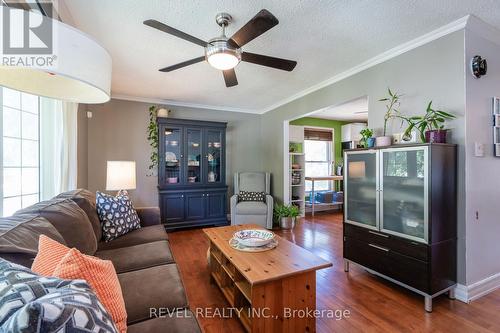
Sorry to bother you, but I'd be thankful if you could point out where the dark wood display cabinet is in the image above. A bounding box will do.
[157,118,228,231]
[343,143,457,312]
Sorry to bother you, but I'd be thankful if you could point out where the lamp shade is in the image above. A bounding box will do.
[0,7,111,103]
[106,161,136,191]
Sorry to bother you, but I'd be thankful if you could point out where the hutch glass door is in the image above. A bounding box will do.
[380,147,428,243]
[205,129,223,184]
[344,150,378,229]
[162,126,182,186]
[185,128,202,184]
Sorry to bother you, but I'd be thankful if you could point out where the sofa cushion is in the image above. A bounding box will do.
[235,201,268,215]
[135,207,161,227]
[0,214,65,267]
[97,225,168,251]
[96,191,141,242]
[55,189,102,242]
[118,264,188,324]
[95,240,174,273]
[15,198,97,255]
[2,280,118,333]
[127,310,201,333]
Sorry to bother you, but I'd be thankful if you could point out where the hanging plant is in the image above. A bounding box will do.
[147,105,159,174]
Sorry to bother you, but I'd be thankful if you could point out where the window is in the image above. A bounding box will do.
[305,138,333,192]
[1,88,40,217]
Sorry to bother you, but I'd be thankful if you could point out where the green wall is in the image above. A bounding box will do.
[289,117,347,163]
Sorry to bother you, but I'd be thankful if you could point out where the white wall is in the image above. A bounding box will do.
[464,20,500,286]
[260,31,467,283]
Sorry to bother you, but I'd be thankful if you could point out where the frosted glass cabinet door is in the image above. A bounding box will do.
[344,150,378,229]
[380,147,428,243]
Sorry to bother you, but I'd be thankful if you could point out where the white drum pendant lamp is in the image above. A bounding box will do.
[0,7,111,103]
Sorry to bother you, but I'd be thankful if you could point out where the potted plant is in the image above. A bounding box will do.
[359,128,375,148]
[403,101,456,143]
[377,88,404,146]
[274,204,300,229]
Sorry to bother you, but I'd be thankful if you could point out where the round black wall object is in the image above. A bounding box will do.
[471,55,487,78]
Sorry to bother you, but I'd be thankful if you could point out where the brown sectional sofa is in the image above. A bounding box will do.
[0,189,201,332]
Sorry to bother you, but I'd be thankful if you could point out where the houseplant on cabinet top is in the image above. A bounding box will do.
[360,128,375,148]
[403,101,456,143]
[274,204,300,229]
[377,88,404,146]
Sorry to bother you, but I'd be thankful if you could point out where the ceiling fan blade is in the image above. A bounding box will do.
[229,9,278,47]
[159,56,205,72]
[223,69,238,87]
[241,52,297,71]
[144,19,207,47]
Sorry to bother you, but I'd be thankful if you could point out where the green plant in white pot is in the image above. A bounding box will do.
[377,88,405,146]
[274,204,300,229]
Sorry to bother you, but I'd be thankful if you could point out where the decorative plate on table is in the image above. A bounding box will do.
[229,237,278,252]
[233,229,275,247]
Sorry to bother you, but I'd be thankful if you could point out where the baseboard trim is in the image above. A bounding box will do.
[454,272,500,303]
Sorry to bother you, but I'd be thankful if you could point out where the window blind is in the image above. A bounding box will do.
[304,129,333,141]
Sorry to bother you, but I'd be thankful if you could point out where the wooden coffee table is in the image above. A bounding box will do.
[203,224,332,333]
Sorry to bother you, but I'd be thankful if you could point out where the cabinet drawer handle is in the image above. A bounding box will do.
[181,195,184,198]
[207,193,210,197]
[369,231,389,238]
[368,243,390,252]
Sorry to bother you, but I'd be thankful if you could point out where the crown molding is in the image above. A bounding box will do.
[111,94,259,114]
[259,15,470,114]
[112,15,470,115]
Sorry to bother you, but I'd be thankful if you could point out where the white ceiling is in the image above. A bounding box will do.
[59,0,500,113]
[311,96,368,122]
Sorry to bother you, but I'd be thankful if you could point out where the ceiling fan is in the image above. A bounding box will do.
[143,9,297,87]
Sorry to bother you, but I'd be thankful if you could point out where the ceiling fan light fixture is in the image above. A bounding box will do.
[205,38,241,70]
[207,52,239,70]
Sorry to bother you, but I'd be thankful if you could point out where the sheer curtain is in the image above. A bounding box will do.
[40,98,78,200]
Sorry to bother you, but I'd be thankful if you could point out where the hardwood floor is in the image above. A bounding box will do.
[168,212,500,333]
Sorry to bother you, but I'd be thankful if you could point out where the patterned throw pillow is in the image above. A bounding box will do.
[0,258,117,333]
[2,282,118,333]
[0,258,74,325]
[96,191,141,241]
[238,191,266,202]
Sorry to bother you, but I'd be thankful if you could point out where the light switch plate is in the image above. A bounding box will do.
[86,111,93,118]
[474,142,485,157]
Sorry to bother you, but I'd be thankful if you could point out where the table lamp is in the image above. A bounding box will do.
[106,161,136,195]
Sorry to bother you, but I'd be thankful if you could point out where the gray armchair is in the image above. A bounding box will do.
[230,172,274,229]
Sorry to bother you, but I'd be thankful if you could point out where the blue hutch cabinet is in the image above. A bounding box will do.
[157,118,228,230]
